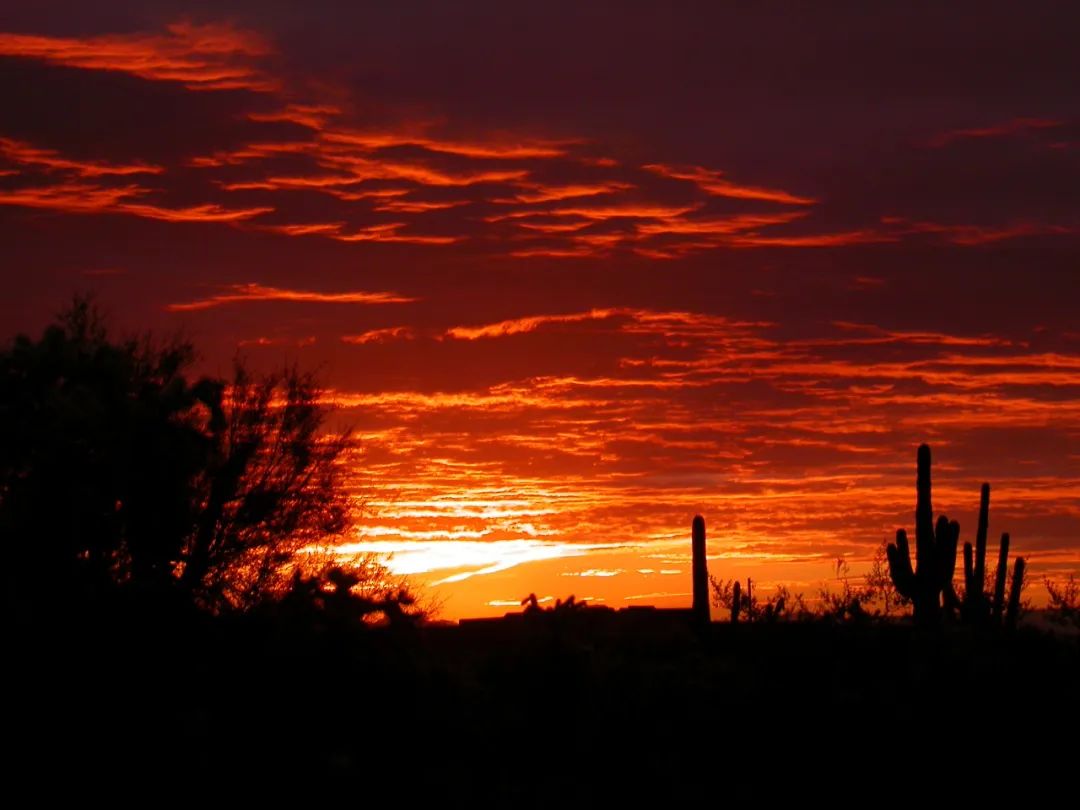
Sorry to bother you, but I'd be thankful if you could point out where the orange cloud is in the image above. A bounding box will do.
[189,142,314,168]
[0,137,162,176]
[117,201,272,222]
[247,104,342,129]
[446,309,620,340]
[514,220,592,233]
[260,222,346,236]
[331,223,460,244]
[0,180,272,222]
[635,211,807,236]
[322,130,575,159]
[499,181,633,204]
[166,283,416,311]
[374,198,469,213]
[0,21,276,91]
[548,203,700,220]
[317,151,529,187]
[341,326,416,345]
[822,322,1014,348]
[727,230,895,247]
[0,182,138,213]
[509,246,605,258]
[643,163,816,205]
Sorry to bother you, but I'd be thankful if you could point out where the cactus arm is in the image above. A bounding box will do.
[992,533,1011,621]
[1005,557,1026,629]
[974,483,990,603]
[941,520,961,610]
[940,519,960,586]
[887,528,917,600]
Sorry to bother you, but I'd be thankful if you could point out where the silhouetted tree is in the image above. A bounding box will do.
[176,361,353,610]
[0,298,382,615]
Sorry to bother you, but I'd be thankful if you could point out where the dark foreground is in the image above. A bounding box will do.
[11,600,1079,802]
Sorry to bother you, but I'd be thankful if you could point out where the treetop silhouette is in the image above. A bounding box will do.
[0,297,385,614]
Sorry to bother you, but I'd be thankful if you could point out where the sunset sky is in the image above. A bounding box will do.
[2,2,1078,618]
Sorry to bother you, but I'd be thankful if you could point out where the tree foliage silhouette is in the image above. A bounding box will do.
[178,361,352,610]
[0,298,374,614]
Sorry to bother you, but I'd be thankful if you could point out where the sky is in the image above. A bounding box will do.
[1,2,1078,618]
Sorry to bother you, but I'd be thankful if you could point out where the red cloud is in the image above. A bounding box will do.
[0,138,162,177]
[643,163,816,205]
[166,283,417,311]
[0,21,276,91]
[341,326,416,345]
[927,117,1062,147]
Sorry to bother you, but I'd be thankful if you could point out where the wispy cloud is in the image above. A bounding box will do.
[166,283,416,311]
[446,309,620,340]
[341,326,416,345]
[0,21,276,91]
[1,20,1075,262]
[927,117,1062,147]
[644,163,816,205]
[0,137,162,177]
[0,180,272,222]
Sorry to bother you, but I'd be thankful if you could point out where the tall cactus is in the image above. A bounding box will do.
[886,444,960,625]
[958,486,1027,628]
[1005,557,1026,629]
[888,444,1027,628]
[691,515,710,624]
[989,531,1027,629]
[992,532,1011,620]
[962,483,991,620]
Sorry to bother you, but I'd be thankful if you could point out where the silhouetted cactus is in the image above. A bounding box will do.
[692,515,710,624]
[889,444,1027,628]
[761,595,786,622]
[955,482,1028,628]
[731,580,742,624]
[992,533,1011,620]
[962,483,991,619]
[886,444,960,625]
[1005,558,1026,629]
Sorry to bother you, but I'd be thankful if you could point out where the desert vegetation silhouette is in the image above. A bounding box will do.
[0,297,418,623]
[4,300,1077,800]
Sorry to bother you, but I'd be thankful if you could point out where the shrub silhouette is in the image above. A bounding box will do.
[1044,574,1079,627]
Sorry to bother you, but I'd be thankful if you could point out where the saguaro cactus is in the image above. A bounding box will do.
[961,483,993,621]
[992,533,1011,621]
[963,483,991,615]
[886,444,960,625]
[956,484,1027,627]
[692,515,710,624]
[1005,557,1026,629]
[985,530,1027,629]
[888,444,1027,628]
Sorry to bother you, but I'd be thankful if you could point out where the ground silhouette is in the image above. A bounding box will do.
[3,302,1077,801]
